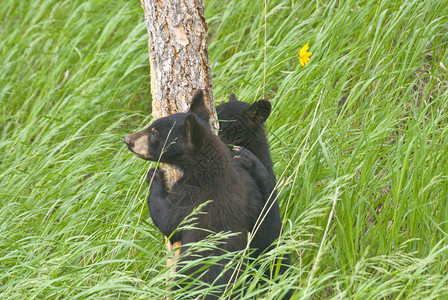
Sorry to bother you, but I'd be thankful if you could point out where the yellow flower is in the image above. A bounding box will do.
[298,44,312,66]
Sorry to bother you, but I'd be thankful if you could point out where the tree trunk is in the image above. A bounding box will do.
[140,0,216,270]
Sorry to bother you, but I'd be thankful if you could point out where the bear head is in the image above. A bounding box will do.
[216,93,271,148]
[124,90,211,165]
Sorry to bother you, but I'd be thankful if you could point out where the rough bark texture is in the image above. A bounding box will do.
[141,0,217,127]
[140,0,216,270]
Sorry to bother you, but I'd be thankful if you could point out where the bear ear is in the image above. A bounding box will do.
[184,114,207,149]
[189,89,210,122]
[244,100,271,123]
[228,93,238,102]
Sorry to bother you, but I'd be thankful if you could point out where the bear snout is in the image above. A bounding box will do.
[124,131,152,160]
[123,136,134,147]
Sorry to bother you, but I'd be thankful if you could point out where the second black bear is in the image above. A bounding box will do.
[124,90,273,299]
[216,94,287,262]
[217,94,274,178]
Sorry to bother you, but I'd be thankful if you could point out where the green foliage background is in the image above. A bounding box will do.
[1,0,447,298]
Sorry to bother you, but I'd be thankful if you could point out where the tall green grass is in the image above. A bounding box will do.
[1,0,447,298]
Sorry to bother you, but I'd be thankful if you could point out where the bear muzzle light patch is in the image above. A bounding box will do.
[124,131,152,160]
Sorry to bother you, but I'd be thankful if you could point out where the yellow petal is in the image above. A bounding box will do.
[299,44,311,56]
[298,44,312,66]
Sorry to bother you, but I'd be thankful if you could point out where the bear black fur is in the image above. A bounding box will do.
[124,90,274,299]
[217,94,274,179]
[216,94,289,267]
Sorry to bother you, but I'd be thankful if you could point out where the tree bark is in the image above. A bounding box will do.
[140,0,216,269]
[141,0,216,123]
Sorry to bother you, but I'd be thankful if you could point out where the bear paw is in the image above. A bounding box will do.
[146,168,164,184]
[232,146,255,170]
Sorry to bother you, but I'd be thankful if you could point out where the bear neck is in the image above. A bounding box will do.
[179,137,233,186]
[244,130,275,177]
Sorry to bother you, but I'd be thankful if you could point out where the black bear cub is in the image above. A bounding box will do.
[124,90,273,299]
[216,94,289,264]
[217,94,274,178]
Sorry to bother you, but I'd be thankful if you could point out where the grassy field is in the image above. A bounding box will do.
[1,0,448,298]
